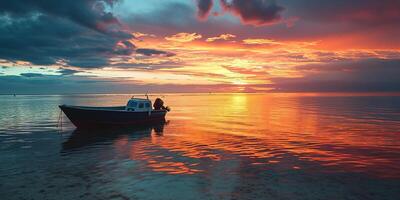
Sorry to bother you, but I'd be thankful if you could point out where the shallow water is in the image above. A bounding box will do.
[1,93,400,200]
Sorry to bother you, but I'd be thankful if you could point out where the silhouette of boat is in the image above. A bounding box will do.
[59,97,170,129]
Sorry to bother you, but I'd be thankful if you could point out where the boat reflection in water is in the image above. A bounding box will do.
[62,120,167,152]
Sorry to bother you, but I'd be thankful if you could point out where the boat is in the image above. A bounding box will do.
[59,96,170,129]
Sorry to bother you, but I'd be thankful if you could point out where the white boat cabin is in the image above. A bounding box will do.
[126,98,152,112]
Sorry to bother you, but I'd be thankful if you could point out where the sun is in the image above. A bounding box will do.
[232,80,247,85]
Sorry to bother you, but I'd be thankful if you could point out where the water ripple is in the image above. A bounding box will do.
[1,94,400,199]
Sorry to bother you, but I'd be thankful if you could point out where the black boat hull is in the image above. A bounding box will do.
[59,105,167,129]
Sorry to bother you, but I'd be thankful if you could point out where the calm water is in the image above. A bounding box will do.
[1,93,400,200]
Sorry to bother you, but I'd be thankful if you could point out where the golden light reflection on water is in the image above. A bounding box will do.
[2,94,400,200]
[110,94,400,177]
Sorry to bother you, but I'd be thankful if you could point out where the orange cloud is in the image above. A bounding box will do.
[165,32,202,43]
[243,38,281,45]
[206,34,236,42]
[132,32,156,38]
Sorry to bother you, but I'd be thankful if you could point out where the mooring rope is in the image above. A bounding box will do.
[57,109,63,133]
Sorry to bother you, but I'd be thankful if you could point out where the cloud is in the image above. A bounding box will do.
[194,0,285,26]
[122,2,239,38]
[110,60,183,70]
[0,0,124,35]
[58,68,82,76]
[3,58,400,93]
[136,49,176,57]
[123,0,400,49]
[271,59,400,92]
[271,1,400,46]
[132,32,156,39]
[287,0,400,25]
[242,38,281,45]
[165,32,202,42]
[19,73,45,78]
[196,0,213,20]
[0,0,134,68]
[223,65,269,75]
[114,40,136,55]
[220,0,285,26]
[206,34,236,42]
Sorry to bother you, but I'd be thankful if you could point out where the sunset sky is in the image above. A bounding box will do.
[0,0,399,94]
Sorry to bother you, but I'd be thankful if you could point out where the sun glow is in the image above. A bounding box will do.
[232,80,246,85]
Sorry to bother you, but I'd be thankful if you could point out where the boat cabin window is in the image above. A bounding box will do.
[127,99,152,111]
[128,101,138,107]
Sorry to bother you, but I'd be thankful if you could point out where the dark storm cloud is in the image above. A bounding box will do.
[19,73,45,78]
[220,0,285,26]
[0,0,124,35]
[114,41,136,55]
[136,48,176,57]
[0,0,134,68]
[285,0,400,25]
[197,0,213,20]
[271,59,400,92]
[19,68,82,78]
[212,0,400,26]
[194,0,285,25]
[58,68,82,76]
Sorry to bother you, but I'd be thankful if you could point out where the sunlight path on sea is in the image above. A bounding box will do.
[0,93,399,199]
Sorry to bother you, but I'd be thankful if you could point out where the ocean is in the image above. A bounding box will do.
[0,93,399,199]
